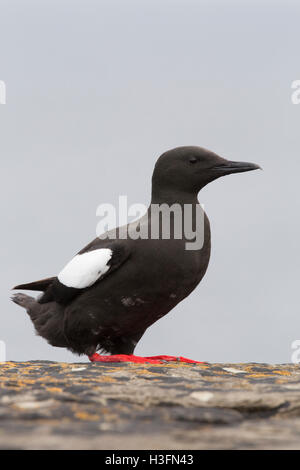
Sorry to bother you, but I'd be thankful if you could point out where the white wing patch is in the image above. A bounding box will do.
[58,248,113,289]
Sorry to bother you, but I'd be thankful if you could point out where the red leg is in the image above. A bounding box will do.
[89,353,162,364]
[145,355,204,364]
[88,353,203,364]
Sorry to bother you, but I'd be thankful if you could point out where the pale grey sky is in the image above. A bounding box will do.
[1,0,299,363]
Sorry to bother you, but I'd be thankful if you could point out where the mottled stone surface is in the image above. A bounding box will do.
[0,361,300,449]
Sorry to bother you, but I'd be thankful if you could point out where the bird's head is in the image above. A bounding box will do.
[152,146,261,200]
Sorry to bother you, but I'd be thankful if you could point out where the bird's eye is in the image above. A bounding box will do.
[189,157,197,164]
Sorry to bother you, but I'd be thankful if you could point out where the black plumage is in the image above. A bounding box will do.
[12,146,260,358]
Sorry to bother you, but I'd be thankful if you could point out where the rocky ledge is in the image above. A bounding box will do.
[0,361,300,449]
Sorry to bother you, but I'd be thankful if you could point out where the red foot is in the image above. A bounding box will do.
[88,353,203,364]
[145,355,203,364]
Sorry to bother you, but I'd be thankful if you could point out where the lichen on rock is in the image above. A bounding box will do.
[0,361,299,449]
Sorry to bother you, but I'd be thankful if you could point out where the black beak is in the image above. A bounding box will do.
[213,160,262,176]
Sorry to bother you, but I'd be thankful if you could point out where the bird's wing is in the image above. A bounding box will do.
[57,247,114,289]
[21,242,131,305]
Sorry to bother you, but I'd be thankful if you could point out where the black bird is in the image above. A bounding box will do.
[12,147,260,364]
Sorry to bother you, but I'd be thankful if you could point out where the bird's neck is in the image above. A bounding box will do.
[150,187,199,206]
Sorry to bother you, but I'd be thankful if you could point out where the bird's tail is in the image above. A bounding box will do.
[11,293,43,325]
[11,293,36,310]
[11,293,68,348]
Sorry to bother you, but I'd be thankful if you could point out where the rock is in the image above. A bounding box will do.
[0,361,300,449]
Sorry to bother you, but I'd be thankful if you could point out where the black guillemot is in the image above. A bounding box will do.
[12,146,260,364]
